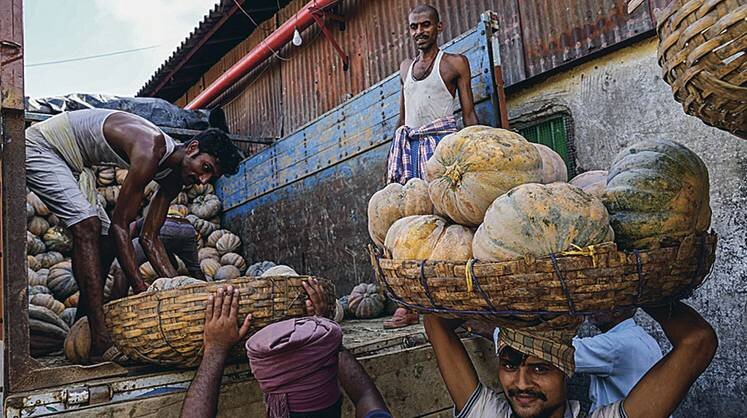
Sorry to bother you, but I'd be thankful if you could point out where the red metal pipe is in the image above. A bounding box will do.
[186,0,339,109]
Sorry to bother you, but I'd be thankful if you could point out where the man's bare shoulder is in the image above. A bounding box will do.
[442,52,470,71]
[399,59,414,80]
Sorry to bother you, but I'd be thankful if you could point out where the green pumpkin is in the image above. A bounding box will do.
[43,226,73,254]
[35,251,64,269]
[603,139,711,249]
[27,231,46,255]
[347,283,385,319]
[47,260,79,301]
[473,183,614,261]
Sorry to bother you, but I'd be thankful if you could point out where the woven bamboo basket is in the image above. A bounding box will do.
[370,233,717,330]
[656,0,747,138]
[104,276,335,367]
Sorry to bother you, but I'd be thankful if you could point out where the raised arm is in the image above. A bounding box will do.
[622,302,717,418]
[181,286,252,418]
[339,348,391,418]
[454,55,478,126]
[423,315,480,412]
[139,178,181,280]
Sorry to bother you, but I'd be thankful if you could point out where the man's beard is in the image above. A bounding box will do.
[507,388,564,418]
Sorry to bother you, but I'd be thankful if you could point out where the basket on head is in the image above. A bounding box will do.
[370,233,717,329]
[103,276,335,367]
[656,0,747,138]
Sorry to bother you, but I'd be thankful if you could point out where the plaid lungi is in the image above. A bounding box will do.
[386,117,457,184]
[498,327,576,377]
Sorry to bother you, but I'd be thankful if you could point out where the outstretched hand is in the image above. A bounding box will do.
[203,286,252,355]
[302,278,329,318]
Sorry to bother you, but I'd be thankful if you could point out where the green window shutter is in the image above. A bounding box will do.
[519,117,573,176]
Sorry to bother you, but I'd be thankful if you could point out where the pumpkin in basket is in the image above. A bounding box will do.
[27,191,50,216]
[425,126,543,226]
[247,261,276,277]
[216,233,241,256]
[96,167,116,186]
[115,168,128,185]
[27,231,46,255]
[47,260,79,301]
[473,182,614,261]
[198,247,220,262]
[384,215,473,261]
[532,143,568,183]
[570,170,607,199]
[148,276,203,292]
[29,304,69,356]
[28,268,45,286]
[367,178,433,248]
[28,255,41,272]
[43,225,73,254]
[220,252,247,273]
[260,265,299,277]
[36,251,64,269]
[64,292,79,308]
[348,283,386,319]
[138,262,158,283]
[28,216,50,236]
[64,317,90,364]
[214,265,241,281]
[603,139,710,249]
[31,293,65,315]
[190,194,222,219]
[200,258,221,279]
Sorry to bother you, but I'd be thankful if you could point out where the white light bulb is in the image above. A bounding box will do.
[292,28,303,47]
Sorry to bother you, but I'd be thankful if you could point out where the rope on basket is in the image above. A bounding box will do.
[549,253,578,315]
[468,260,498,311]
[419,261,440,308]
[372,253,403,303]
[559,244,599,268]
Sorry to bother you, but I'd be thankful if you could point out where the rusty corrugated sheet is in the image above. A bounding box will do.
[179,0,657,150]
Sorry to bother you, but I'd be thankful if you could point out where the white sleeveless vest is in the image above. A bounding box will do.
[403,49,456,129]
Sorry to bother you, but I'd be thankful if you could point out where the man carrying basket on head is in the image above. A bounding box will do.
[25,109,242,360]
[383,4,479,329]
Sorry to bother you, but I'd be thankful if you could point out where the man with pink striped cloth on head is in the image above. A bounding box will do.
[384,4,479,329]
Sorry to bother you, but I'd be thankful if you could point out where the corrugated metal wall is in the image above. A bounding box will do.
[178,0,657,146]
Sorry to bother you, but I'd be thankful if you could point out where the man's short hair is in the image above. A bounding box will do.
[409,4,440,22]
[192,128,243,176]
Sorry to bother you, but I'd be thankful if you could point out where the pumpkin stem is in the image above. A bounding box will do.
[444,163,463,185]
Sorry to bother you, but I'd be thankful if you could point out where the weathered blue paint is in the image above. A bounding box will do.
[217,19,497,292]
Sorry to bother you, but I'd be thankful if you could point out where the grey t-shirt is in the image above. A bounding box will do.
[455,384,628,418]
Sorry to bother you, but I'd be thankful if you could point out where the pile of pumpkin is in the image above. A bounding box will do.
[368,126,710,294]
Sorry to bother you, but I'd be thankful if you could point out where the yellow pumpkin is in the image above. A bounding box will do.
[532,143,568,183]
[30,293,65,315]
[425,126,543,226]
[207,229,230,248]
[367,178,433,248]
[569,170,607,199]
[473,183,614,261]
[384,215,474,261]
[200,258,222,278]
[64,291,79,308]
[138,262,158,283]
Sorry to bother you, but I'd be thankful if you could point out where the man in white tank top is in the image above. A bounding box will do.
[26,109,242,360]
[384,4,479,328]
